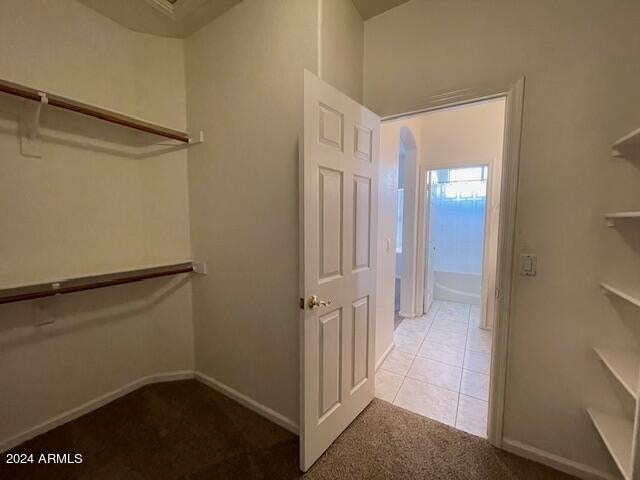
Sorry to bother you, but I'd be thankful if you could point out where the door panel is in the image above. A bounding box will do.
[301,70,380,471]
[353,175,371,271]
[319,308,342,419]
[319,168,343,281]
[351,296,370,391]
[354,123,372,162]
[319,103,344,150]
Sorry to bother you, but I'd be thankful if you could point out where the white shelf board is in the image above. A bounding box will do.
[587,408,633,480]
[601,283,640,309]
[606,211,640,219]
[594,347,640,399]
[605,211,640,227]
[612,127,640,157]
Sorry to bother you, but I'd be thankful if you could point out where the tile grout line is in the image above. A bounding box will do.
[391,374,408,404]
[392,300,442,405]
[385,302,489,434]
[454,304,472,427]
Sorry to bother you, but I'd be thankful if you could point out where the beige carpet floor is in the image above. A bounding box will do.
[0,380,574,479]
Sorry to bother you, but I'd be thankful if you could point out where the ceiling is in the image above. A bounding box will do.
[77,0,243,38]
[351,0,410,20]
[77,0,411,38]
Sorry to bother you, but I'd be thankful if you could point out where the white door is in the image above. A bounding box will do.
[300,70,379,471]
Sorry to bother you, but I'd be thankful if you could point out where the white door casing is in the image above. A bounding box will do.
[300,70,380,471]
[419,168,434,313]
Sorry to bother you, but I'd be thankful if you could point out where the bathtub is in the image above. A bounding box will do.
[433,270,481,305]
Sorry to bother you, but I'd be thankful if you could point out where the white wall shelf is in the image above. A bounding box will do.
[594,347,640,399]
[601,283,640,309]
[587,408,633,480]
[605,211,640,227]
[592,130,640,479]
[612,127,640,158]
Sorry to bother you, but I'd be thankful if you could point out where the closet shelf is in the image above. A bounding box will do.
[587,409,633,480]
[0,77,203,144]
[605,211,640,227]
[594,347,640,399]
[601,283,640,309]
[612,127,640,158]
[0,261,207,305]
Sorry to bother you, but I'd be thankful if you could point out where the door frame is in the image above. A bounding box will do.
[414,166,431,314]
[382,77,525,447]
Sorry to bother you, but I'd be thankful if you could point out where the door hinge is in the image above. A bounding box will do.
[495,288,500,299]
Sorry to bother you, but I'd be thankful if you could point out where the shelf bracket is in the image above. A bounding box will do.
[153,130,204,148]
[20,92,47,158]
[189,130,205,145]
[192,261,207,275]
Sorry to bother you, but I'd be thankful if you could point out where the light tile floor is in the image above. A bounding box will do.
[375,300,492,437]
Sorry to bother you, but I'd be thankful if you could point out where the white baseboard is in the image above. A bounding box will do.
[194,371,299,435]
[375,342,395,371]
[0,370,194,453]
[502,438,617,480]
[1,369,299,454]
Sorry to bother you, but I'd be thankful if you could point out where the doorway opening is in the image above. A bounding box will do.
[375,97,507,438]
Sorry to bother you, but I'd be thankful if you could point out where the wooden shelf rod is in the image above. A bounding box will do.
[0,78,196,143]
[0,261,206,305]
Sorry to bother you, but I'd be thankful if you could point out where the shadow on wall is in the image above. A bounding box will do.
[612,221,640,257]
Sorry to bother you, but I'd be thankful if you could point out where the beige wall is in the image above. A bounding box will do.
[186,0,318,426]
[419,100,504,171]
[186,0,364,428]
[320,0,364,102]
[0,0,194,448]
[364,0,640,475]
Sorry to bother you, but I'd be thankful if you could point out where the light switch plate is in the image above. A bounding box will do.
[520,254,537,276]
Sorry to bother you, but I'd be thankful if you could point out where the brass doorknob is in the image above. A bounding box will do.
[308,295,332,309]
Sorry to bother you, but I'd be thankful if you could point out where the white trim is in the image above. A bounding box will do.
[0,370,194,453]
[375,342,395,371]
[1,370,300,454]
[194,371,299,435]
[489,77,524,447]
[381,77,525,449]
[414,166,429,316]
[503,438,617,480]
[398,127,421,317]
[317,0,323,80]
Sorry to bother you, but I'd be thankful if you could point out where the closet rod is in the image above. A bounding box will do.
[0,262,198,305]
[0,79,191,143]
